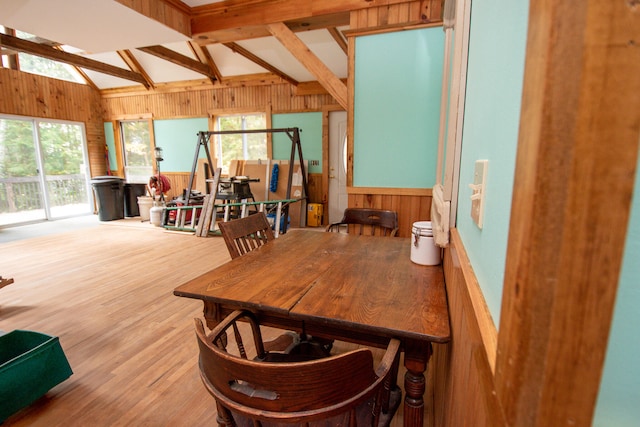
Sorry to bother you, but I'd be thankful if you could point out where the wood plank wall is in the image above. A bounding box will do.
[0,67,106,177]
[431,229,505,426]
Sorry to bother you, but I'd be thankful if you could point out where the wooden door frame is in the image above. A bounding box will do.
[495,1,639,426]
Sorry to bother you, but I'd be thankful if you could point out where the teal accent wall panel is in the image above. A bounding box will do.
[103,122,117,173]
[272,113,322,174]
[353,28,444,188]
[455,0,528,324]
[153,118,208,172]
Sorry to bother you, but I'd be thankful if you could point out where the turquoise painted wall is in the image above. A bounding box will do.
[593,153,640,426]
[104,122,117,173]
[103,118,208,173]
[353,28,443,188]
[455,0,528,323]
[272,112,322,174]
[153,118,208,172]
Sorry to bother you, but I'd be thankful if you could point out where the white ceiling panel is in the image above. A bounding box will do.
[78,52,137,89]
[131,49,205,84]
[236,37,315,82]
[297,30,348,79]
[206,44,268,77]
[0,0,189,53]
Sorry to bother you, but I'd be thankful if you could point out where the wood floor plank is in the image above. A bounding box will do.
[0,221,227,426]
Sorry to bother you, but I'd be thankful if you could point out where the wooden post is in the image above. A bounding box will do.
[495,1,640,426]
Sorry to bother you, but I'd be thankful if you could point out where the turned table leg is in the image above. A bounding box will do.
[403,342,432,427]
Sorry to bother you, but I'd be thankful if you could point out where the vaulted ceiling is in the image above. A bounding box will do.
[0,0,368,103]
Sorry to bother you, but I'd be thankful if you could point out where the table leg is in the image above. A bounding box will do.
[202,301,221,330]
[403,342,432,427]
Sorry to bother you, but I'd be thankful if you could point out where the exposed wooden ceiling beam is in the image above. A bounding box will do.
[191,0,357,42]
[0,33,147,85]
[327,27,348,55]
[267,22,347,109]
[193,13,349,45]
[191,0,417,33]
[137,45,218,80]
[50,46,100,91]
[114,0,192,37]
[117,50,155,90]
[188,41,223,84]
[222,42,299,86]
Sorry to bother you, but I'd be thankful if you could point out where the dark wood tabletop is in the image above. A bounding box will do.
[174,229,450,427]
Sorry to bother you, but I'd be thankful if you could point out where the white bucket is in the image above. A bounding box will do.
[410,221,441,265]
[150,206,164,227]
[137,196,153,221]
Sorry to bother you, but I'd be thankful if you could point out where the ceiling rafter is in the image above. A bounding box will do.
[327,27,348,55]
[267,22,347,109]
[137,45,218,80]
[188,41,223,84]
[222,42,299,86]
[52,46,100,91]
[0,33,148,85]
[117,50,155,90]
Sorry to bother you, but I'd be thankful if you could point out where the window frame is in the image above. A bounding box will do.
[209,107,272,176]
[112,115,156,179]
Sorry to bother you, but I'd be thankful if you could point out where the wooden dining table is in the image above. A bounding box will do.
[174,229,450,427]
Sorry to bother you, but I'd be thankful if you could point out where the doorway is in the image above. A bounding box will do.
[328,111,348,224]
[0,116,92,227]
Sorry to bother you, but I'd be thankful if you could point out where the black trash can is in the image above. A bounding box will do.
[123,183,147,217]
[91,176,125,221]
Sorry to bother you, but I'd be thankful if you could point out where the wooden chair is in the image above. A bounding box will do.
[218,212,275,259]
[218,212,331,358]
[195,311,402,427]
[326,208,399,237]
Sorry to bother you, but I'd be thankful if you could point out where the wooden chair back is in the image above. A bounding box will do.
[195,311,401,426]
[326,208,399,237]
[218,212,275,259]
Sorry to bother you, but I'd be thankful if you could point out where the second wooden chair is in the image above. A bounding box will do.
[326,208,399,237]
[217,212,331,358]
[218,212,275,259]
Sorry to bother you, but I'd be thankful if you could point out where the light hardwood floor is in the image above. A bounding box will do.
[0,220,425,426]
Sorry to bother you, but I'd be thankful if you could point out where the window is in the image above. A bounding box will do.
[216,113,267,175]
[120,120,153,183]
[0,115,91,225]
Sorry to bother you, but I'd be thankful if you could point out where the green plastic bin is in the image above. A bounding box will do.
[0,330,73,423]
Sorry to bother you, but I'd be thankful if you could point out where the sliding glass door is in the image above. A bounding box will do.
[0,116,91,226]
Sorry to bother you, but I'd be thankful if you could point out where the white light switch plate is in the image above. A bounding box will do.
[470,160,488,228]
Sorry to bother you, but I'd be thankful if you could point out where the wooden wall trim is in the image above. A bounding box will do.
[449,228,498,371]
[347,186,432,196]
[343,21,442,38]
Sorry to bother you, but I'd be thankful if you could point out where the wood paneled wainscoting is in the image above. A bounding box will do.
[348,188,432,238]
[430,228,506,426]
